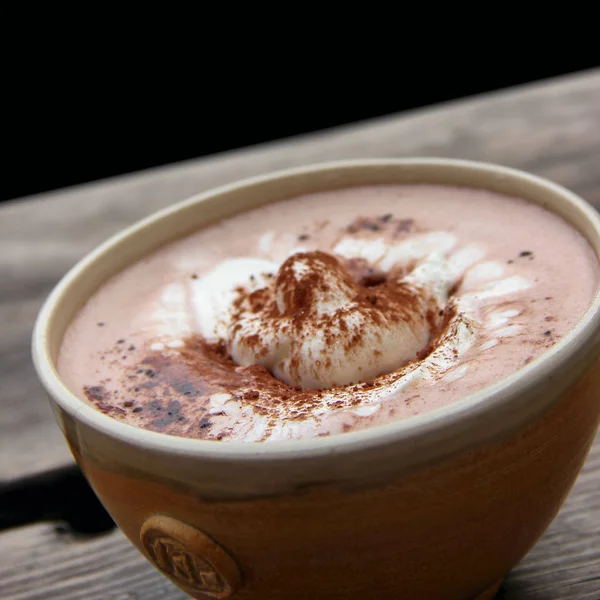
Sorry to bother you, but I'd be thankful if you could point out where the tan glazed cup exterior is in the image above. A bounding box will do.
[33,159,600,600]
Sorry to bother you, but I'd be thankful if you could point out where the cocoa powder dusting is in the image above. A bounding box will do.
[243,252,426,365]
[81,243,460,441]
[416,304,457,361]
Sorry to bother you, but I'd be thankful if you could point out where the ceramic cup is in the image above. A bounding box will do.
[32,159,600,600]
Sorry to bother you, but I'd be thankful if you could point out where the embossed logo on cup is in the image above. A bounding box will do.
[146,534,225,593]
[140,515,241,599]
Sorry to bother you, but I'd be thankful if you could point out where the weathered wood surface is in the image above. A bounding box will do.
[1,69,599,598]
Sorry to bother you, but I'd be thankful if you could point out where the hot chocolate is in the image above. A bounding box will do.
[57,184,600,442]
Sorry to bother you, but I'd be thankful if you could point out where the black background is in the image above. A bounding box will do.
[3,46,599,203]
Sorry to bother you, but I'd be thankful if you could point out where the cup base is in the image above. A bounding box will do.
[472,580,502,600]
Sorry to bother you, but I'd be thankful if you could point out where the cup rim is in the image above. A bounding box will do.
[32,158,600,462]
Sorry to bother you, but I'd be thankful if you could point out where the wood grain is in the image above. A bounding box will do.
[1,69,599,598]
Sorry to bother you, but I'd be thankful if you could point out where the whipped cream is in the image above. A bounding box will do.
[155,230,493,390]
[140,228,533,420]
[229,250,449,388]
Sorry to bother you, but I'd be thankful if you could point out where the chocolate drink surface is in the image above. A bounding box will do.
[58,184,599,442]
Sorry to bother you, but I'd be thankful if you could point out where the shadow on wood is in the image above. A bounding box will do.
[0,465,115,535]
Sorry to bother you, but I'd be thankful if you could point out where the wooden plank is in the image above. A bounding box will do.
[1,70,599,598]
[0,524,186,599]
